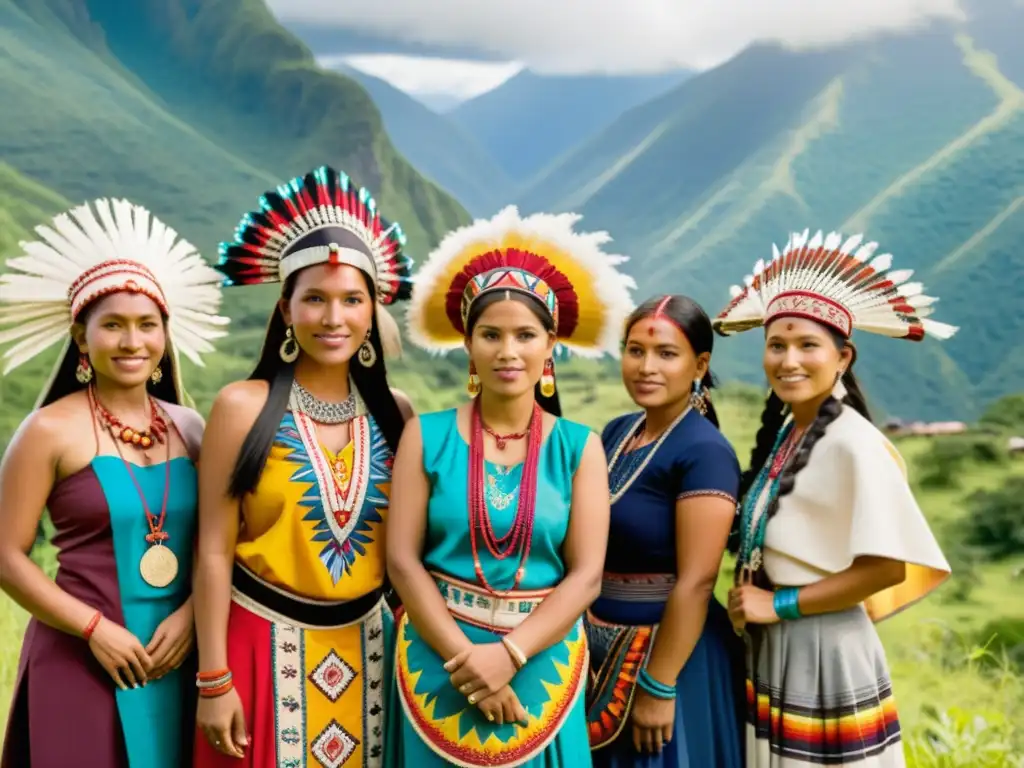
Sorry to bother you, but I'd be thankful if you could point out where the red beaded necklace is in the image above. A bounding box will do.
[768,425,805,479]
[87,387,173,546]
[468,399,542,597]
[90,385,168,450]
[481,422,528,450]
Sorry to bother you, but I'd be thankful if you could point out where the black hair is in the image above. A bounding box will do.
[227,268,406,498]
[464,290,562,417]
[622,294,721,428]
[727,323,872,556]
[38,299,180,409]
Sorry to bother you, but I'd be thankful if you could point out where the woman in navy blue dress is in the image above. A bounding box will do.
[586,294,745,767]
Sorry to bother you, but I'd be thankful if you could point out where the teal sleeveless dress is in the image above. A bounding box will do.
[390,408,593,768]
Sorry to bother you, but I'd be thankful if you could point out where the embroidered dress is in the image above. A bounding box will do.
[2,409,199,768]
[586,409,745,768]
[390,408,592,768]
[738,407,950,767]
[193,395,395,768]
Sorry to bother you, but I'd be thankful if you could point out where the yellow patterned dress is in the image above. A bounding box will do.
[195,402,395,768]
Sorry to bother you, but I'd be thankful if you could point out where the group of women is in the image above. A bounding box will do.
[0,165,955,768]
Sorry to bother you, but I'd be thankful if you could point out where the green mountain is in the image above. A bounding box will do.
[450,69,690,184]
[0,0,468,333]
[334,64,513,216]
[516,7,1024,421]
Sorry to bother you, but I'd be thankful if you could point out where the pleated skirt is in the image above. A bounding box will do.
[745,605,905,767]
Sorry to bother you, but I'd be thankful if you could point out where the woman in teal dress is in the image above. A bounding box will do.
[0,198,228,767]
[385,206,637,767]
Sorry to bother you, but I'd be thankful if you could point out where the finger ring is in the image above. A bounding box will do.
[486,713,495,722]
[468,693,477,704]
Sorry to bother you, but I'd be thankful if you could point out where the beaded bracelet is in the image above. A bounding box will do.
[196,669,234,699]
[637,668,676,701]
[82,611,102,641]
[773,587,803,621]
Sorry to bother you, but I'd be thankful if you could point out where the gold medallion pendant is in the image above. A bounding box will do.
[140,544,179,588]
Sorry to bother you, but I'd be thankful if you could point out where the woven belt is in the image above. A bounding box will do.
[599,572,677,603]
[432,571,552,631]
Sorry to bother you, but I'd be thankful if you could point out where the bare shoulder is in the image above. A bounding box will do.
[159,401,207,457]
[212,379,269,419]
[6,392,92,475]
[390,387,415,421]
[24,394,86,441]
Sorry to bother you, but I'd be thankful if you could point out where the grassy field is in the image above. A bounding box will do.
[1,373,1022,763]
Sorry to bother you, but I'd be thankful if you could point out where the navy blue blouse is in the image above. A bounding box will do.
[601,409,741,575]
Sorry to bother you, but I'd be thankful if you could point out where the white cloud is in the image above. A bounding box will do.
[272,0,965,74]
[322,54,524,100]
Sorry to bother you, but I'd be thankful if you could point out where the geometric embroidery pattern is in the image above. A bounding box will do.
[277,412,393,585]
[311,719,360,768]
[308,649,357,704]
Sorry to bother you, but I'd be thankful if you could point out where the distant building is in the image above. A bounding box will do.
[884,420,968,437]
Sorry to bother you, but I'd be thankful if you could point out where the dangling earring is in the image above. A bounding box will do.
[833,371,848,400]
[150,365,163,385]
[467,360,481,397]
[690,380,708,416]
[75,353,93,384]
[279,326,299,363]
[540,358,556,398]
[358,331,377,367]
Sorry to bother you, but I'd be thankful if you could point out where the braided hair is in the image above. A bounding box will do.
[728,326,872,554]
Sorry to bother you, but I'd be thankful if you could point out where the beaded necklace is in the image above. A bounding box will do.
[605,407,690,504]
[737,420,805,574]
[468,399,543,597]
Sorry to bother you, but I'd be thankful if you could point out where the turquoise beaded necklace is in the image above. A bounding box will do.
[737,420,804,573]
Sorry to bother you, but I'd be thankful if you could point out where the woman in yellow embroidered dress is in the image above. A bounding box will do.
[714,230,955,767]
[386,206,636,767]
[192,166,415,767]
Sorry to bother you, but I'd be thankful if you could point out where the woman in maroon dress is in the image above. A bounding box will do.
[0,198,228,767]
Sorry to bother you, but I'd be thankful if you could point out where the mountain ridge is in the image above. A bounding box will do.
[512,12,1024,421]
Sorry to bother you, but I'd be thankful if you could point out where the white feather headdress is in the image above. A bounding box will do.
[0,198,230,401]
[713,229,958,342]
[407,205,637,359]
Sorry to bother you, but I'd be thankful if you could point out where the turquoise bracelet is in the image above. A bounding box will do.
[773,587,802,621]
[637,668,676,701]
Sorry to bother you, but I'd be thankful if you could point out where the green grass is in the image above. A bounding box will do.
[2,380,1021,761]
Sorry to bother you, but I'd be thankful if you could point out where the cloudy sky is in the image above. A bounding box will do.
[270,0,964,102]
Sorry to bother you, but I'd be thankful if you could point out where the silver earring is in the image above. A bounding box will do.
[279,326,299,363]
[358,333,377,367]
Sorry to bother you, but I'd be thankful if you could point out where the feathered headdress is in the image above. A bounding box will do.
[407,205,636,358]
[713,229,958,341]
[0,198,229,404]
[216,165,413,358]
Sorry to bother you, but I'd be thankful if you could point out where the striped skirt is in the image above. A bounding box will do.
[745,605,904,766]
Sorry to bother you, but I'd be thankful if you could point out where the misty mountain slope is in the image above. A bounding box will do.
[337,64,514,215]
[514,11,1024,420]
[450,69,690,182]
